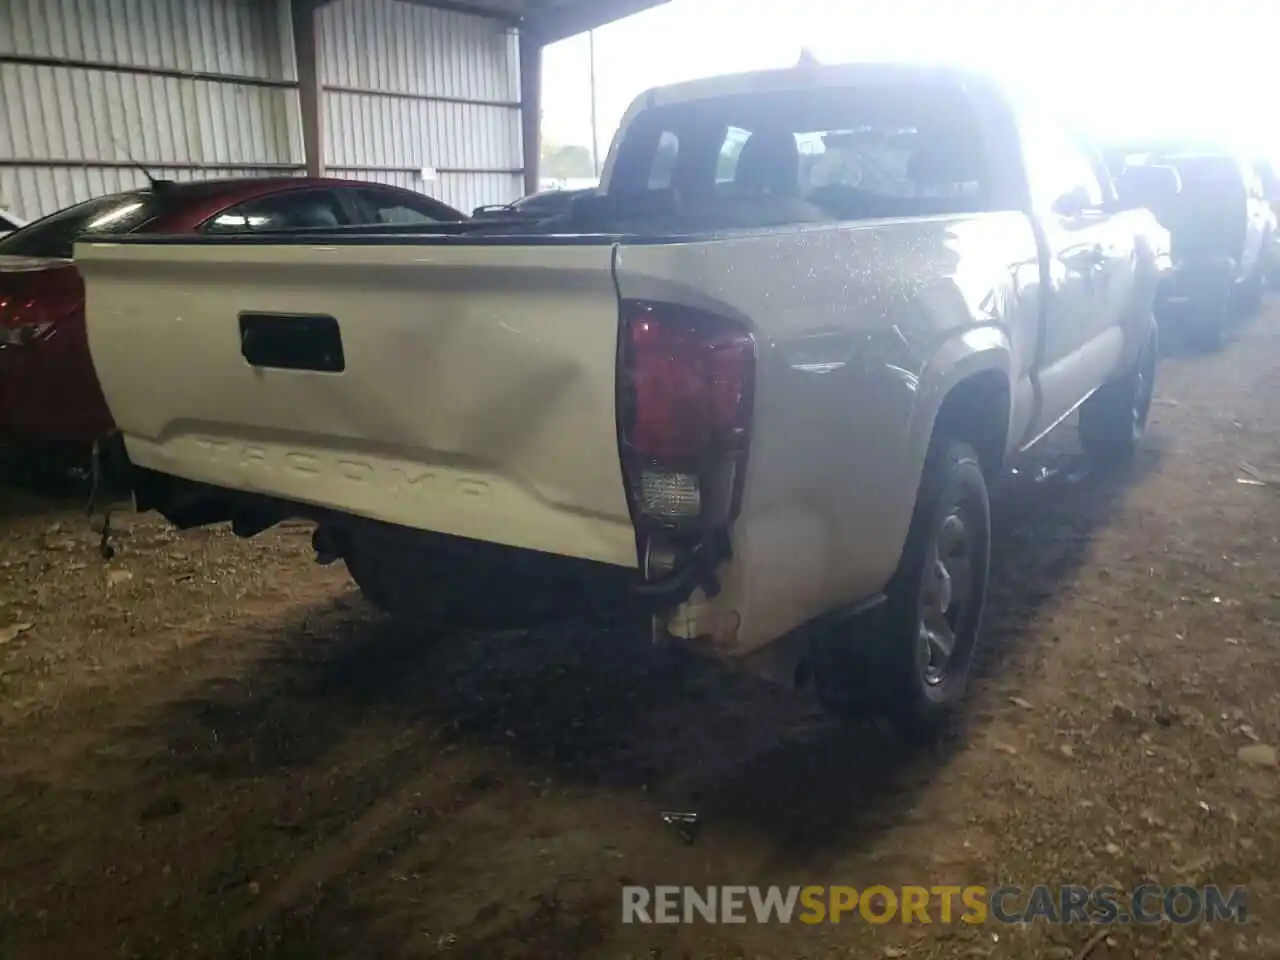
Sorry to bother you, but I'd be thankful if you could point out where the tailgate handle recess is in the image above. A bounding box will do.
[239,312,345,373]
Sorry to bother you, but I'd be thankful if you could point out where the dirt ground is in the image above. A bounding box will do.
[2,307,1280,960]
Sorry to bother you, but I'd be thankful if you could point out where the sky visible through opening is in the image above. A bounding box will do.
[542,0,1279,166]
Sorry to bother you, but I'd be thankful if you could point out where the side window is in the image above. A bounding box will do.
[649,131,679,189]
[353,189,446,225]
[203,190,346,232]
[1256,163,1277,201]
[1245,166,1265,201]
[1019,114,1104,214]
[716,127,751,183]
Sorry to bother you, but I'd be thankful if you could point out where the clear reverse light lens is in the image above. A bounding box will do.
[639,470,700,520]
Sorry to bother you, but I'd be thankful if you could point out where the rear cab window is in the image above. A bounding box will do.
[0,192,155,258]
[605,79,992,229]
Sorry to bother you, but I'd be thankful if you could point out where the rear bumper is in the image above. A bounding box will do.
[128,457,884,680]
[130,460,645,616]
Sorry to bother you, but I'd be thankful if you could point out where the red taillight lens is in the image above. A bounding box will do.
[0,297,57,343]
[618,300,756,531]
[0,268,82,345]
[626,307,754,458]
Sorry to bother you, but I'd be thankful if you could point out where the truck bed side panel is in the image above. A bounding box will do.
[616,213,1040,655]
[79,241,638,568]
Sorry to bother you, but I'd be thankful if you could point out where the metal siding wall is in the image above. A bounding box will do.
[320,0,516,101]
[0,0,301,220]
[1,0,293,76]
[319,0,523,213]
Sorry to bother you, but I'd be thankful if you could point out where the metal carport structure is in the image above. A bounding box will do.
[293,0,668,195]
[1,0,668,219]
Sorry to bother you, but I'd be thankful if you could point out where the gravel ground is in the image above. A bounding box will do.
[2,304,1280,959]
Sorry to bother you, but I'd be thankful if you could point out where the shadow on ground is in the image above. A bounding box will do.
[0,445,95,520]
[5,438,1162,958]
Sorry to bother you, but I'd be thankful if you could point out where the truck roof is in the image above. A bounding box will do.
[637,61,990,112]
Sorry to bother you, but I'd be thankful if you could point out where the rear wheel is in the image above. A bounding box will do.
[818,440,991,739]
[342,544,395,614]
[1236,254,1267,315]
[1078,324,1156,464]
[343,534,536,626]
[1183,274,1232,352]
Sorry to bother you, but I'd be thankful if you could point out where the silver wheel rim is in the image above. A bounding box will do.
[918,509,972,685]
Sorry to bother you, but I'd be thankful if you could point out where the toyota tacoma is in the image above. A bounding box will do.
[78,62,1175,735]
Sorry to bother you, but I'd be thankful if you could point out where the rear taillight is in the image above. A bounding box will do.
[0,273,81,345]
[618,300,756,532]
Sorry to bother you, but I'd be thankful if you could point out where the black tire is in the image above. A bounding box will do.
[1183,278,1231,352]
[1255,233,1275,295]
[817,440,991,739]
[1078,324,1157,464]
[0,440,91,498]
[343,535,517,625]
[1236,258,1266,316]
[343,546,395,614]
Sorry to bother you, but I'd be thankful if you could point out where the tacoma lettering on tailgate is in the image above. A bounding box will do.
[189,436,491,504]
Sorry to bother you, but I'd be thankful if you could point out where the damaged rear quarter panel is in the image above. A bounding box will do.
[618,212,1034,655]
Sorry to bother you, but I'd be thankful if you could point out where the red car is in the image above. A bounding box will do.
[0,177,464,457]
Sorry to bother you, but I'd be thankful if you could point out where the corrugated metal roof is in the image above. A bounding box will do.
[400,0,670,42]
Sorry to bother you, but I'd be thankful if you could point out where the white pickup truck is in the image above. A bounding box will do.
[79,63,1177,735]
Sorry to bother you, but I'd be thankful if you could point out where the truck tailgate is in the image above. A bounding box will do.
[78,239,637,568]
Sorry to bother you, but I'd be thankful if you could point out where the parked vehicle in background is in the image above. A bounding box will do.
[0,208,25,238]
[471,187,595,221]
[1255,158,1280,286]
[1105,141,1276,348]
[0,178,463,460]
[80,62,1174,736]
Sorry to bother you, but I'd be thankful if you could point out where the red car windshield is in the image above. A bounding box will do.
[0,191,157,259]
